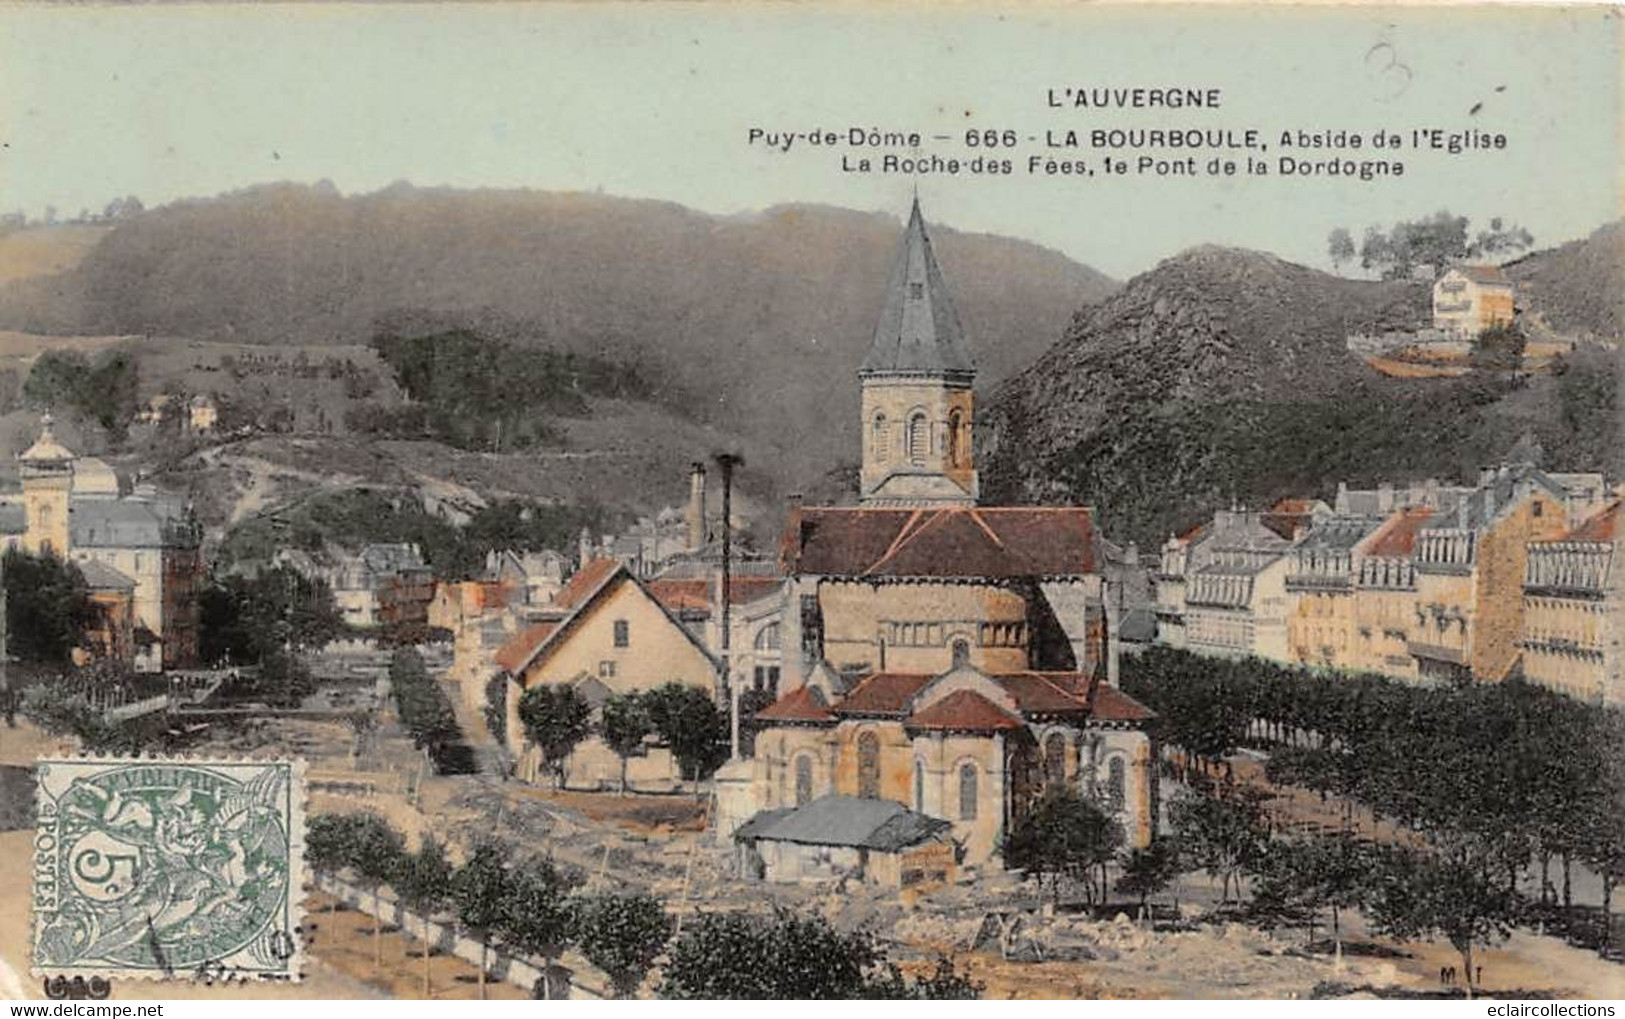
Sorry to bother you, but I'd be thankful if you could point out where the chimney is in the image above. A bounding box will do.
[686,461,708,552]
[1335,481,1349,514]
[1377,483,1394,513]
[577,526,593,570]
[1424,478,1440,507]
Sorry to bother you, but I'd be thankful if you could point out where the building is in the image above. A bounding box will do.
[733,795,956,888]
[319,542,432,632]
[1158,508,1295,662]
[1408,465,1569,682]
[1432,265,1515,338]
[1285,515,1385,671]
[484,548,568,606]
[738,202,1157,870]
[1521,500,1621,705]
[1,415,203,671]
[494,558,720,789]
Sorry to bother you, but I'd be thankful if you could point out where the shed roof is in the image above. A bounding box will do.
[738,795,952,851]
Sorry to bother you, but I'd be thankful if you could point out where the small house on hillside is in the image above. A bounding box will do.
[734,794,956,887]
[1432,265,1514,337]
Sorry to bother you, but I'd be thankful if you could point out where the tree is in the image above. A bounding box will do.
[599,692,652,795]
[1001,790,1124,905]
[500,858,576,997]
[1344,210,1533,280]
[394,836,453,998]
[1116,837,1183,916]
[660,909,978,999]
[643,682,728,793]
[573,893,672,998]
[389,647,461,767]
[516,685,591,788]
[1369,846,1518,998]
[306,813,359,915]
[453,839,510,1000]
[1168,789,1267,906]
[1327,228,1356,273]
[1472,323,1528,373]
[198,566,342,665]
[3,549,94,664]
[344,813,405,975]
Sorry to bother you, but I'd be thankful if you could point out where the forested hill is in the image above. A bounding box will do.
[1505,220,1624,340]
[0,183,1114,487]
[980,245,1621,548]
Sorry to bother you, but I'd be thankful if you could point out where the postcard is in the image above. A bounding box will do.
[0,1,1619,1003]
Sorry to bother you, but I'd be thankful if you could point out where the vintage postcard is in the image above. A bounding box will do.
[0,0,1619,1004]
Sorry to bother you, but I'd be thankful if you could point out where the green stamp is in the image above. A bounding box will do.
[32,758,306,981]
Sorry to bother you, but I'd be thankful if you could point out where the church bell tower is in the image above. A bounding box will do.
[18,413,75,557]
[858,200,978,507]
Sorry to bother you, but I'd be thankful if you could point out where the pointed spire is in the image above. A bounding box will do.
[860,200,975,380]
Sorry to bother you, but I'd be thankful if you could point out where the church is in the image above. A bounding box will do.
[731,202,1158,878]
[1,415,203,671]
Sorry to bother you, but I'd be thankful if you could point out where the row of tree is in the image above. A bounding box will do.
[387,648,462,771]
[306,811,978,999]
[1122,647,1625,960]
[503,680,729,792]
[1326,211,1533,280]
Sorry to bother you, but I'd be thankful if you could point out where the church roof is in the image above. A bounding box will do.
[859,200,975,380]
[783,506,1099,579]
[752,684,835,723]
[905,689,1024,732]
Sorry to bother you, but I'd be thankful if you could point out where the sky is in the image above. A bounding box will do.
[1,2,1618,279]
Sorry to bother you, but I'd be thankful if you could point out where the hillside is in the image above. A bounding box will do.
[980,245,1620,547]
[0,184,1114,493]
[1505,220,1625,340]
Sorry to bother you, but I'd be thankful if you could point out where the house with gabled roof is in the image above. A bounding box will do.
[493,557,720,789]
[1432,263,1515,337]
[733,203,1156,871]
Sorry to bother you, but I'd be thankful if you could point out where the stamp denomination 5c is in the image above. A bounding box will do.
[32,758,305,981]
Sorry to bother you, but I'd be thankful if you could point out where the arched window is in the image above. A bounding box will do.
[794,755,813,807]
[947,409,964,467]
[857,731,881,799]
[914,760,925,812]
[906,412,928,465]
[1043,732,1067,790]
[1106,757,1126,812]
[871,413,889,462]
[754,623,781,651]
[951,638,971,666]
[958,763,978,821]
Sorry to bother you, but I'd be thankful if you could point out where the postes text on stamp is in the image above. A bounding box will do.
[32,758,305,981]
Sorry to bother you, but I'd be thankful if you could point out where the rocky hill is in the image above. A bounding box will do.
[0,184,1113,497]
[980,245,1619,547]
[1505,220,1624,340]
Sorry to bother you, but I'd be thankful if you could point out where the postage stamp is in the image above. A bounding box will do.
[31,758,306,982]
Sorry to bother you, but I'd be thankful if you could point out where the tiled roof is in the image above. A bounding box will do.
[554,558,622,611]
[494,621,559,673]
[646,576,783,614]
[753,684,835,723]
[859,199,975,380]
[1089,684,1157,723]
[1563,500,1621,543]
[1296,516,1383,551]
[1366,507,1436,557]
[834,672,935,715]
[906,690,1023,732]
[360,542,428,576]
[994,672,1093,714]
[1450,264,1512,287]
[785,506,1098,579]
